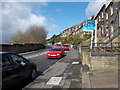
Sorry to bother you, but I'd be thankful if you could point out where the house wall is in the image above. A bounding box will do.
[94,1,120,47]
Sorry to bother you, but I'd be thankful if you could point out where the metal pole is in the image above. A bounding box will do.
[90,30,94,49]
[94,20,97,47]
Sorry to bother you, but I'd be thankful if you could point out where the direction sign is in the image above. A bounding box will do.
[82,20,97,32]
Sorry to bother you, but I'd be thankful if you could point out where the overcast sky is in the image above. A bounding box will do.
[1,0,109,44]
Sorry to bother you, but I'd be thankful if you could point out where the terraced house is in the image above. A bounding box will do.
[60,21,91,39]
[60,25,80,38]
[69,22,91,38]
[93,0,120,47]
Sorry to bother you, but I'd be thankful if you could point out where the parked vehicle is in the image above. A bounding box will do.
[62,44,70,51]
[47,47,65,59]
[55,44,62,47]
[0,52,37,90]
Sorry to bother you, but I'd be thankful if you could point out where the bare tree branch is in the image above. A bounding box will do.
[9,25,48,44]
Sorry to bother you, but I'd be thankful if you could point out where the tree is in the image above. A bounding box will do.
[10,25,48,44]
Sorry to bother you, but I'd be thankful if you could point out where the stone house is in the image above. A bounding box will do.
[93,0,120,47]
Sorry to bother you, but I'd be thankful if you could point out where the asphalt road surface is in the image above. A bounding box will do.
[5,47,66,90]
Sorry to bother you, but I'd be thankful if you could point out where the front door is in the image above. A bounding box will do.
[9,54,30,80]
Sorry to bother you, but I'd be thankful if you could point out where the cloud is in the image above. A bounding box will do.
[86,0,109,18]
[1,2,47,43]
[46,24,59,39]
[48,24,59,31]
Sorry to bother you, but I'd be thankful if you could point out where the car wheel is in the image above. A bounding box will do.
[30,68,37,80]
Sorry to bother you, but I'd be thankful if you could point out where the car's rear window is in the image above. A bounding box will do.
[63,45,69,47]
[55,44,62,47]
[50,48,62,51]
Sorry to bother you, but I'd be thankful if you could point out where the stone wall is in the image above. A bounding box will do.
[0,44,45,53]
[79,45,91,72]
[90,54,118,70]
[80,45,119,71]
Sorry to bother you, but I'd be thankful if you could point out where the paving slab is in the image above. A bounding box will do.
[90,70,118,88]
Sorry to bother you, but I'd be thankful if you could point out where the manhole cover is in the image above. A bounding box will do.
[46,77,62,85]
[72,62,79,65]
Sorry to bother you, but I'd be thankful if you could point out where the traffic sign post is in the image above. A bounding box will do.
[82,20,97,48]
[82,20,96,32]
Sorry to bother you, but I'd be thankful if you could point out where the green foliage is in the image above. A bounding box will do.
[49,35,63,44]
[72,34,82,45]
[83,34,91,41]
[48,33,91,45]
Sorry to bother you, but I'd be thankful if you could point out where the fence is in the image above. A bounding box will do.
[92,42,120,52]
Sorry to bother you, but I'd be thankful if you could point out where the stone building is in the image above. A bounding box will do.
[60,25,80,38]
[93,0,120,47]
[70,22,91,38]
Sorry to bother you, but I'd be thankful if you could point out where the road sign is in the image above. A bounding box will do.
[82,20,97,32]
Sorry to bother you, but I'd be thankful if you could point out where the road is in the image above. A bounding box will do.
[6,46,67,90]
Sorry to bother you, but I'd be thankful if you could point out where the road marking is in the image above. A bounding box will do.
[46,77,62,85]
[25,51,48,59]
[72,62,79,65]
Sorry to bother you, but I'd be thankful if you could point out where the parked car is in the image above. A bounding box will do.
[52,44,62,48]
[55,44,62,47]
[0,52,37,90]
[62,44,70,51]
[47,47,65,59]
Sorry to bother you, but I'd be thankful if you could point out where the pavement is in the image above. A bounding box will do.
[23,48,119,90]
[82,62,119,89]
[23,48,82,90]
[82,69,119,89]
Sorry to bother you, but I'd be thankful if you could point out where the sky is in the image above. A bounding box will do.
[1,0,109,43]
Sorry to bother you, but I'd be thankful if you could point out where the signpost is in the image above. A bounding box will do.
[82,20,96,32]
[82,20,97,48]
[118,11,120,27]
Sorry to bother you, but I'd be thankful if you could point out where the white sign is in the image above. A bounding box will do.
[82,20,97,32]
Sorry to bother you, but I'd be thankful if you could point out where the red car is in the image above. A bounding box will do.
[62,44,70,51]
[47,47,65,59]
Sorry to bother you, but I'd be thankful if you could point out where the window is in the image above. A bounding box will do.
[101,12,104,18]
[110,6,113,15]
[98,27,101,36]
[101,25,104,35]
[2,55,11,67]
[111,24,114,34]
[97,19,99,23]
[106,12,108,20]
[119,11,120,26]
[10,54,26,64]
[106,28,109,36]
[99,16,101,21]
[50,48,62,51]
